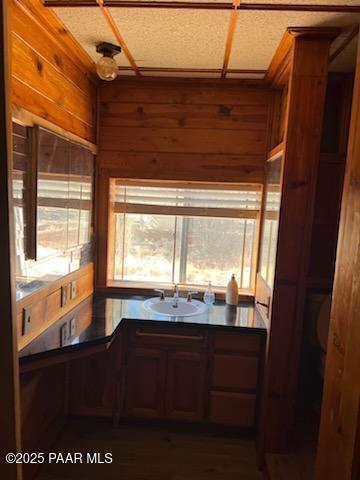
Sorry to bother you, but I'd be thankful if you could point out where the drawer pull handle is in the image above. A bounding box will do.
[135,329,204,341]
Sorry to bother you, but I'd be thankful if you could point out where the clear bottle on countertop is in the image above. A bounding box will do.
[226,274,239,306]
[203,281,215,305]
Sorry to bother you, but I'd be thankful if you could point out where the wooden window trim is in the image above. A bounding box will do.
[113,203,259,219]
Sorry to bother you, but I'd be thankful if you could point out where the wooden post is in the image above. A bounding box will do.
[260,28,338,454]
[0,1,23,478]
[315,36,360,480]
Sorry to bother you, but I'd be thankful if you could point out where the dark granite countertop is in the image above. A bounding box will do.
[19,293,266,364]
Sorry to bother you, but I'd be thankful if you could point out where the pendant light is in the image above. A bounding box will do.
[96,42,121,81]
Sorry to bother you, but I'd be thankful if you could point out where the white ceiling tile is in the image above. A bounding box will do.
[108,7,230,69]
[53,7,132,67]
[229,10,360,70]
[53,5,360,77]
[140,70,221,78]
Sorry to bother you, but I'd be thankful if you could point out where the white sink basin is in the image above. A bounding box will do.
[143,297,208,317]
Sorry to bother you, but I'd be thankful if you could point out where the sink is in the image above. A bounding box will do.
[143,297,208,317]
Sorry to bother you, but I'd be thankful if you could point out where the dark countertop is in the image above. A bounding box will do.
[19,293,266,365]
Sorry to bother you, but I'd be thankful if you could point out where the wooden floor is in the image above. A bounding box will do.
[265,409,318,480]
[36,419,263,480]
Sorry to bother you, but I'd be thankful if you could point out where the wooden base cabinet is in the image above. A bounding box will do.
[166,351,208,421]
[209,392,256,427]
[125,347,167,418]
[209,332,262,428]
[123,327,264,429]
[70,325,264,429]
[125,347,208,422]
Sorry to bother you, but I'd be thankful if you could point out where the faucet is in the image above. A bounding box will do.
[187,291,198,302]
[173,284,179,308]
[154,288,165,300]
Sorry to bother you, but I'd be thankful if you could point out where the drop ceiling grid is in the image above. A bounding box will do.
[117,0,233,2]
[53,7,132,67]
[53,5,359,76]
[229,10,360,70]
[108,7,231,69]
[241,0,360,4]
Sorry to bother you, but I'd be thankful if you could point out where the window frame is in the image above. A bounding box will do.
[107,178,262,296]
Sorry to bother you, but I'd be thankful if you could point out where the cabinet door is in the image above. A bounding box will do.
[125,347,166,418]
[212,354,259,391]
[166,351,207,421]
[209,391,256,427]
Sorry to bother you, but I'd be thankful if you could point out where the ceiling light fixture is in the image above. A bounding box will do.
[96,42,121,81]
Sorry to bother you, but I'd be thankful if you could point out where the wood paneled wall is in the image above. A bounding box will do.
[0,2,22,478]
[96,77,274,286]
[315,36,360,480]
[258,32,335,454]
[17,263,94,350]
[10,0,97,143]
[307,74,353,289]
[98,78,274,183]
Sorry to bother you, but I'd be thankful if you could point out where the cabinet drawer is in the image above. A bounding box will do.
[129,326,208,348]
[214,332,261,353]
[212,354,258,390]
[209,391,256,427]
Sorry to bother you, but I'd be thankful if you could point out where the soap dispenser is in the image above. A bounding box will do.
[226,274,239,306]
[203,281,215,305]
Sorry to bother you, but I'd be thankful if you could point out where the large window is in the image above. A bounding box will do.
[108,181,261,291]
[12,123,94,300]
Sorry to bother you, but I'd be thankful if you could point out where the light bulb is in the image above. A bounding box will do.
[96,56,118,81]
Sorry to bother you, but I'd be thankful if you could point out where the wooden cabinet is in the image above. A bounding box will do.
[212,354,259,391]
[125,347,166,418]
[125,327,209,422]
[166,351,207,421]
[70,324,264,429]
[209,392,256,427]
[208,332,263,428]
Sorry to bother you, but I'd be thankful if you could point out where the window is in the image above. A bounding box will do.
[258,156,282,289]
[12,123,94,300]
[108,181,261,291]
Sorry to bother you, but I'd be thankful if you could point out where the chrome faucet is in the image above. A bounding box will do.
[187,291,198,302]
[154,288,165,300]
[173,284,179,308]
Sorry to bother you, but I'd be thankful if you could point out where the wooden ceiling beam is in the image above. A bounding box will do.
[117,66,265,74]
[95,0,140,76]
[44,1,360,12]
[221,0,240,79]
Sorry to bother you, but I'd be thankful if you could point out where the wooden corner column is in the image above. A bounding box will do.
[0,1,22,479]
[315,36,360,480]
[261,28,338,454]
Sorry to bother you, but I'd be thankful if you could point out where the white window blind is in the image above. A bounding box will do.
[110,181,261,290]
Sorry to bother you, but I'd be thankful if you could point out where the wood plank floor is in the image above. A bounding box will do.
[36,419,263,480]
[265,409,317,480]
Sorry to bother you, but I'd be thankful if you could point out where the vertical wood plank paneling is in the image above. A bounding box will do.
[306,74,353,289]
[260,34,334,454]
[315,36,360,480]
[0,1,22,478]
